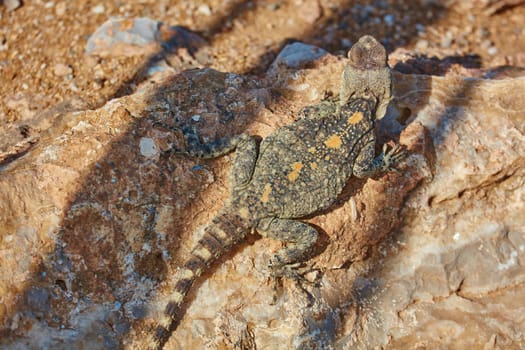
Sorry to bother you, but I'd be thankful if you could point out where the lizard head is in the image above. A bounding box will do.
[348,35,387,70]
[339,35,393,120]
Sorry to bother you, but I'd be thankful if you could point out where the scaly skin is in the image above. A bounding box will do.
[146,35,403,349]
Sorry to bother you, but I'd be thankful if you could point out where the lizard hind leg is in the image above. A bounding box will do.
[257,218,318,278]
[257,218,320,304]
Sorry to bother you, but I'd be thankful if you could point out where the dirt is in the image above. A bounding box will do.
[1,0,524,128]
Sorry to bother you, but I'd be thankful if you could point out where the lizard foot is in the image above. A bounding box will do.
[380,143,407,172]
[268,256,321,305]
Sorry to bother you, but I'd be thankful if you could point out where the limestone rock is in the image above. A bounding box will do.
[85,17,206,58]
[0,47,524,350]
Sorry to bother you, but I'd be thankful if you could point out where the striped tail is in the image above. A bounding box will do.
[147,210,249,349]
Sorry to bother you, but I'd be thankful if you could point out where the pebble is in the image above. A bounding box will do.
[481,39,493,48]
[191,114,201,122]
[487,46,498,55]
[197,4,212,16]
[270,42,328,70]
[3,0,22,11]
[441,31,453,48]
[55,2,66,16]
[476,27,490,39]
[91,4,105,14]
[415,23,425,34]
[86,17,160,55]
[53,63,73,76]
[341,38,352,48]
[69,82,79,92]
[85,18,205,57]
[383,14,395,27]
[415,39,429,51]
[139,137,158,157]
[146,65,166,76]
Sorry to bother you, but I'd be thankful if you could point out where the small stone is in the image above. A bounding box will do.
[92,81,103,90]
[3,0,22,11]
[476,27,490,39]
[415,39,429,51]
[91,4,105,14]
[139,137,158,157]
[481,39,493,49]
[341,38,352,48]
[487,46,498,55]
[441,32,453,48]
[415,23,425,34]
[69,82,79,92]
[197,4,211,16]
[191,114,201,122]
[53,63,73,77]
[55,2,66,16]
[383,14,395,27]
[269,42,328,70]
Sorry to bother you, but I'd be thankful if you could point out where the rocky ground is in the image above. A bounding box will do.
[1,1,525,349]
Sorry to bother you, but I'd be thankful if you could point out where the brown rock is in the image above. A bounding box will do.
[0,49,524,349]
[53,63,73,77]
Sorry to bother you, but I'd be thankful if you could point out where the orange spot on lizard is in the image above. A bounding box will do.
[261,183,272,203]
[324,134,342,149]
[288,162,304,182]
[348,111,364,124]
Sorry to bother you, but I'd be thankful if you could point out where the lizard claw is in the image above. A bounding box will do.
[381,143,406,172]
[268,256,321,305]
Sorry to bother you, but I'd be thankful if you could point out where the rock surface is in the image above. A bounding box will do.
[0,44,524,349]
[85,17,207,59]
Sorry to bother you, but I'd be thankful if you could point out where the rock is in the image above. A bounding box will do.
[2,0,21,12]
[54,2,66,16]
[269,42,328,71]
[384,13,395,26]
[85,17,207,58]
[267,42,335,104]
[53,63,73,77]
[1,47,524,349]
[139,137,158,157]
[197,4,212,16]
[91,4,105,14]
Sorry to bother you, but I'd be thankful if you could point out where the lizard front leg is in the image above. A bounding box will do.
[352,137,404,179]
[229,134,259,191]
